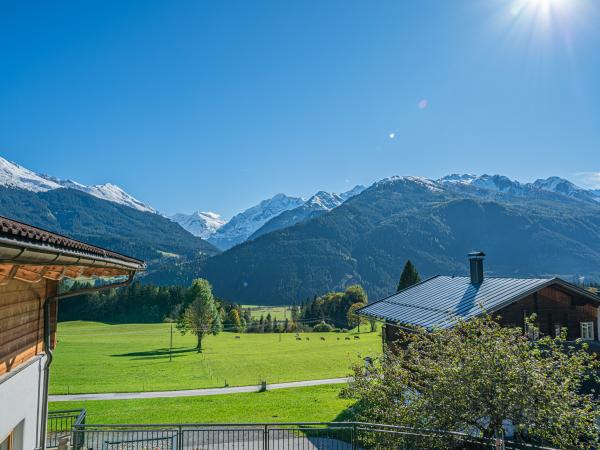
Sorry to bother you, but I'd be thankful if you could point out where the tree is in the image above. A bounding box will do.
[397,260,421,292]
[344,284,368,305]
[177,279,222,352]
[343,314,600,449]
[227,308,244,333]
[347,302,367,331]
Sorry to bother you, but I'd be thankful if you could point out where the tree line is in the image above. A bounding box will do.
[59,259,423,327]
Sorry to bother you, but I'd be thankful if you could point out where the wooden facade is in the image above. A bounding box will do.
[0,278,58,377]
[495,285,598,340]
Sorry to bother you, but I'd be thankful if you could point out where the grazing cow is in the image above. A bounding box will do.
[235,336,241,339]
[296,337,302,341]
[345,337,351,341]
[354,335,360,339]
[320,337,325,341]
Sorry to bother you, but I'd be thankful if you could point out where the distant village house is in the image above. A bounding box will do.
[360,252,600,348]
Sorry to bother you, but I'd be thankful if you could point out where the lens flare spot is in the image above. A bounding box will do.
[418,99,428,109]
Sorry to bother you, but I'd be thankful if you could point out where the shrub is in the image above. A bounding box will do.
[312,321,334,332]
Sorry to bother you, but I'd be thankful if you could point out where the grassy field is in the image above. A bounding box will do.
[50,321,381,394]
[241,305,292,319]
[49,385,351,424]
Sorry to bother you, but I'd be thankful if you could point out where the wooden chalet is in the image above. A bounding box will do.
[0,216,144,450]
[359,252,600,347]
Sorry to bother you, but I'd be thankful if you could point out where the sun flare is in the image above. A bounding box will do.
[510,0,573,19]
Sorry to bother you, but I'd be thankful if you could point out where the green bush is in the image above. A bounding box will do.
[313,322,334,332]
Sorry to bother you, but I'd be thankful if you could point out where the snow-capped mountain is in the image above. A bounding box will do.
[0,156,156,213]
[249,185,366,241]
[305,191,344,209]
[531,176,600,203]
[0,157,62,192]
[339,184,366,201]
[207,194,305,250]
[439,173,600,203]
[439,173,524,195]
[170,211,225,239]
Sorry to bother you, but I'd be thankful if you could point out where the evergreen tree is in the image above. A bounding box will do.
[397,260,421,292]
[291,304,300,321]
[227,308,244,333]
[265,313,273,333]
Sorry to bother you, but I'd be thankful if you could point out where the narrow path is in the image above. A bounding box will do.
[48,377,351,402]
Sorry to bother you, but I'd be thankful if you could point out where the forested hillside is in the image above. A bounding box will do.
[201,177,600,305]
[0,186,219,280]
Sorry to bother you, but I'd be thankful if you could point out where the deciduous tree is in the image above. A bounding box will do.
[343,314,599,449]
[177,278,222,352]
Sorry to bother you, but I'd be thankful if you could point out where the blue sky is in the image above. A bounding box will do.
[1,0,599,217]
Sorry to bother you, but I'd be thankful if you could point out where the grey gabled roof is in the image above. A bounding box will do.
[359,275,598,329]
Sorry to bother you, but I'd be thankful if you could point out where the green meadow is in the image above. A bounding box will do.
[50,321,381,394]
[50,385,351,424]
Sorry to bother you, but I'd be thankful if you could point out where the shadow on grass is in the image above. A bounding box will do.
[110,347,197,360]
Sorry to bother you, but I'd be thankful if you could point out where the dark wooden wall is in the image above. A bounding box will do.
[495,285,598,341]
[0,278,58,376]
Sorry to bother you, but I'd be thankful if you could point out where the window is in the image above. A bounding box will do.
[554,324,562,338]
[580,322,594,340]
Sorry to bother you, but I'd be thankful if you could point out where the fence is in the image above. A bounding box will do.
[68,422,559,450]
[46,409,86,448]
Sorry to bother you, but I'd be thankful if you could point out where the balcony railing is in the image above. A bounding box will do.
[46,409,86,449]
[67,422,559,450]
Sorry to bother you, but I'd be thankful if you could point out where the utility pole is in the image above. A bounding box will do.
[169,321,173,362]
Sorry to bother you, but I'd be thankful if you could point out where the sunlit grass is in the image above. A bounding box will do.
[50,321,381,394]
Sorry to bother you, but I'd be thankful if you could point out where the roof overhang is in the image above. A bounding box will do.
[0,224,145,285]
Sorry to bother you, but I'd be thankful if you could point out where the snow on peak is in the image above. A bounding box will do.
[340,185,366,201]
[533,177,578,194]
[0,155,156,213]
[306,191,344,210]
[207,194,305,250]
[438,174,477,184]
[439,174,524,194]
[0,157,62,192]
[170,211,226,239]
[531,176,599,203]
[79,183,156,213]
[378,176,443,192]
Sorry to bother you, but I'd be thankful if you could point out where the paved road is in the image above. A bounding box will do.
[48,377,351,402]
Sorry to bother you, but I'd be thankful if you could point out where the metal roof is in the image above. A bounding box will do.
[360,275,561,329]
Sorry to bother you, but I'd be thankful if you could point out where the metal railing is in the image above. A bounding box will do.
[69,422,559,450]
[46,409,86,448]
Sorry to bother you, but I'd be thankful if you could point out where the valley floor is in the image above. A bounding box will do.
[49,385,351,424]
[50,321,381,394]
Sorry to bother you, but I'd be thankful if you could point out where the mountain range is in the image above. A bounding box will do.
[172,186,366,250]
[1,155,599,305]
[0,157,156,213]
[0,157,217,280]
[200,174,600,304]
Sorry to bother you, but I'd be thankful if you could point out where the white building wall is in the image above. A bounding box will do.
[0,355,47,450]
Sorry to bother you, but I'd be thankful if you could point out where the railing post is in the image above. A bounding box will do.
[263,424,269,450]
[352,423,357,450]
[177,425,183,450]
